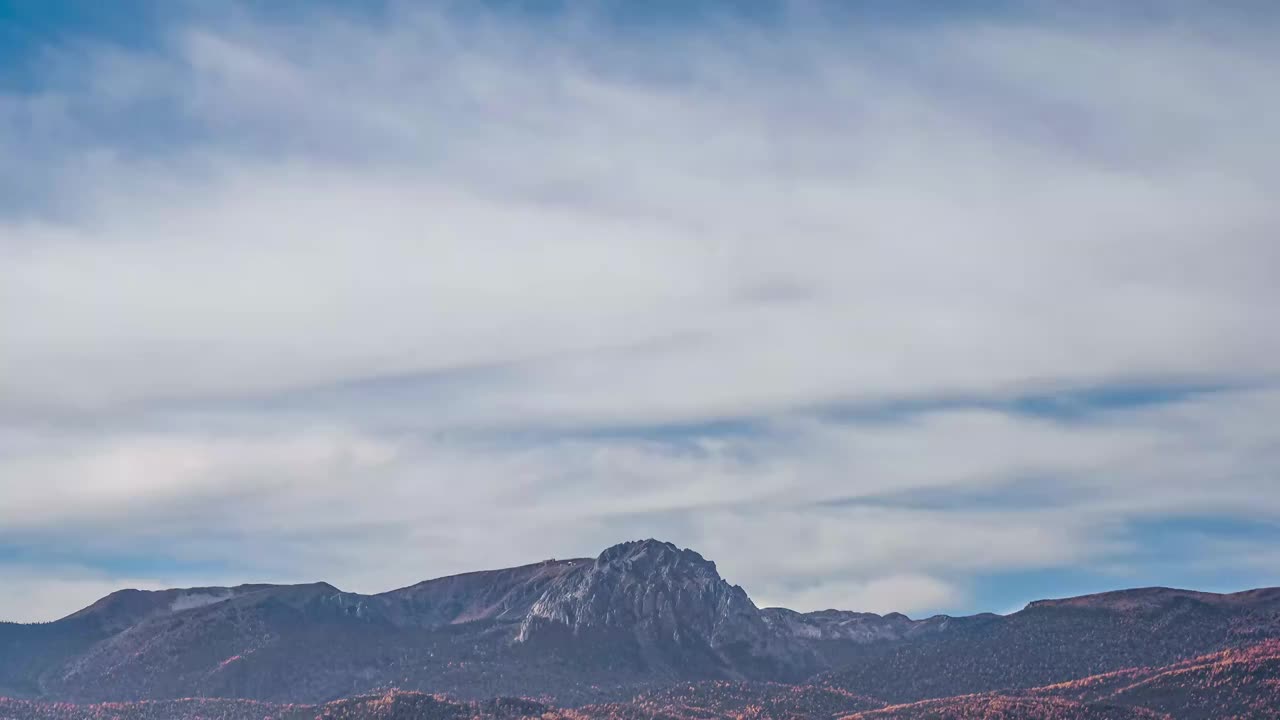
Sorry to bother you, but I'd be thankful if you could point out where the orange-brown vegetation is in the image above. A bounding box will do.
[839,695,1167,720]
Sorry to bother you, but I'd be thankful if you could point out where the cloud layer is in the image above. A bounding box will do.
[1,2,1277,622]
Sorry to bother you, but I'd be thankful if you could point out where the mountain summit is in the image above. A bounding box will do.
[521,540,765,645]
[517,540,792,677]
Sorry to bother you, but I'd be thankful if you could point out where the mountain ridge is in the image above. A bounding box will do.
[30,539,1277,632]
[3,538,1279,711]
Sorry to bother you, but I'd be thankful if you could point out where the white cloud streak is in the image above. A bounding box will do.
[0,3,1278,621]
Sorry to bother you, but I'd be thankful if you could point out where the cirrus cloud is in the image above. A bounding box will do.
[0,1,1278,622]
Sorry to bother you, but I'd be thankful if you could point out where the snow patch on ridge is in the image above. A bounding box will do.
[170,590,235,612]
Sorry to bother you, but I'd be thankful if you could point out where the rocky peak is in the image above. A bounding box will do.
[519,539,770,654]
[593,539,722,582]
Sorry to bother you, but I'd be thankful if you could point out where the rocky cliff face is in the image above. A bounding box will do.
[519,540,766,647]
[513,540,802,679]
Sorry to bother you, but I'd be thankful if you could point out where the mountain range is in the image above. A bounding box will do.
[2,539,1278,719]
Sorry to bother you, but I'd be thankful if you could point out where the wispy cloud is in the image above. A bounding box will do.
[0,2,1277,621]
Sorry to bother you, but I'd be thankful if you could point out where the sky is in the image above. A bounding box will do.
[1,0,1278,623]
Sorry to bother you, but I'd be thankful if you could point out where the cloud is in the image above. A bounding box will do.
[0,565,168,624]
[3,3,1277,420]
[1,385,1277,621]
[0,2,1278,621]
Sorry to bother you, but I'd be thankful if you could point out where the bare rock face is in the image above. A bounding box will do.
[522,541,760,643]
[515,540,797,677]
